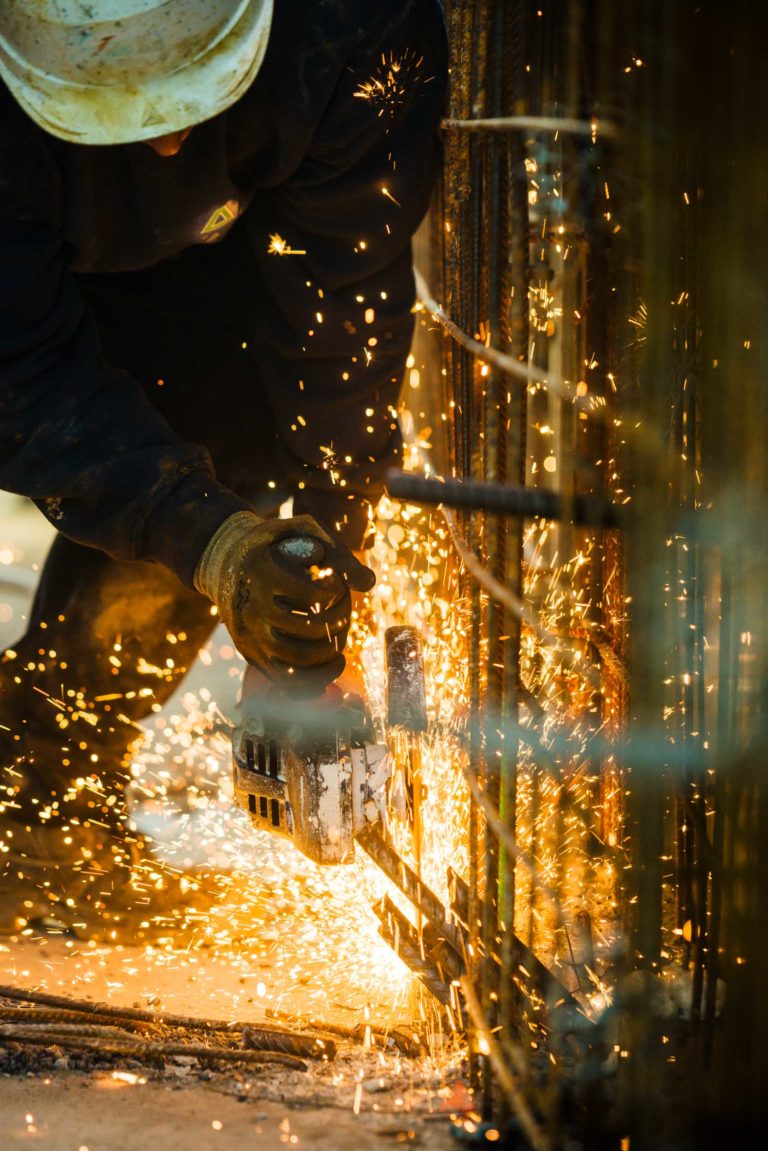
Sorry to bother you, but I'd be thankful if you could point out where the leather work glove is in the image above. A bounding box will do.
[194,511,375,695]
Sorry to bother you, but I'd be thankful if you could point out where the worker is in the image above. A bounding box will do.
[0,1,447,939]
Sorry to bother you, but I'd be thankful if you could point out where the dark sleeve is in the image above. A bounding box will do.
[244,0,448,548]
[0,102,249,588]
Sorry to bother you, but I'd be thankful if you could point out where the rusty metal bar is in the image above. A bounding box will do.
[442,115,605,136]
[0,984,330,1057]
[356,825,464,958]
[386,470,622,527]
[373,896,454,1008]
[0,1026,309,1071]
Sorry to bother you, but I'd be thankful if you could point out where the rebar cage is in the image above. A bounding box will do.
[403,1,768,1146]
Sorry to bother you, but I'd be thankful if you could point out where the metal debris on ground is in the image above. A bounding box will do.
[265,1008,423,1059]
[0,984,334,1069]
[0,1025,308,1070]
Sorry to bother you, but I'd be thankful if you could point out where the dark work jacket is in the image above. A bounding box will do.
[0,0,447,587]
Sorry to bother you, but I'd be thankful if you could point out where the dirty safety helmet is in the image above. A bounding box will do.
[0,0,274,146]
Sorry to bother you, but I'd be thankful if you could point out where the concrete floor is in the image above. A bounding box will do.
[0,1072,464,1151]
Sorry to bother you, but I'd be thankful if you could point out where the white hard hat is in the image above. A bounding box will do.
[0,0,274,146]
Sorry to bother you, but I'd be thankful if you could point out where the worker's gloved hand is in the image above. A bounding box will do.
[194,511,375,696]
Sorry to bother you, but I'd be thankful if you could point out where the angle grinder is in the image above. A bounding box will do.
[231,535,426,865]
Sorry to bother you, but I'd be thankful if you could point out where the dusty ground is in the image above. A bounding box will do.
[0,1078,455,1151]
[0,496,464,1150]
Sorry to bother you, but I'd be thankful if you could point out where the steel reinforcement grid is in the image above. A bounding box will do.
[391,2,768,1147]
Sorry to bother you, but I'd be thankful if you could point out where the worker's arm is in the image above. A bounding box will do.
[0,87,250,588]
[242,0,448,551]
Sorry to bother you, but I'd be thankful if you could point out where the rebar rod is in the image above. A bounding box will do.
[0,985,329,1057]
[0,1026,308,1071]
[355,826,465,959]
[386,470,621,527]
[241,1028,335,1061]
[264,1010,423,1058]
[0,1007,155,1033]
[374,896,454,1008]
[442,115,606,135]
[497,0,530,1081]
[478,3,505,1119]
[1,1021,143,1040]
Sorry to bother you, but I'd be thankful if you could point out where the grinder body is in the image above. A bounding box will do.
[231,535,426,866]
[232,669,391,864]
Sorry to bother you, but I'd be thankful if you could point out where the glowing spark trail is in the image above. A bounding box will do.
[268,233,307,256]
[353,49,428,121]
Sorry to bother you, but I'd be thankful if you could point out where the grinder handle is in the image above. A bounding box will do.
[274,535,326,566]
